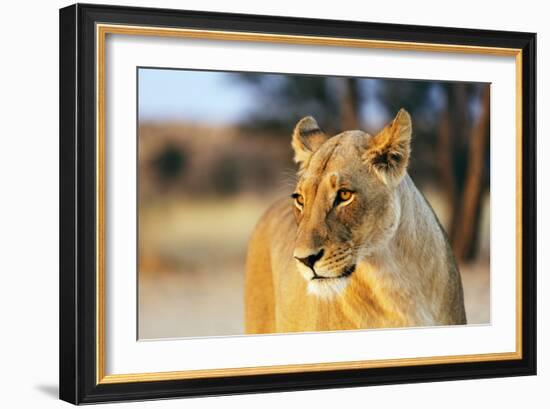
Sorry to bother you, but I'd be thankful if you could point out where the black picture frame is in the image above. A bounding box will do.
[59,3,536,404]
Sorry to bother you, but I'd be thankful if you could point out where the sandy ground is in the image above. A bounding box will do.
[139,260,489,339]
[138,194,490,339]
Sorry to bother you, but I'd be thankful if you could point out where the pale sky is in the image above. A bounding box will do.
[138,68,257,124]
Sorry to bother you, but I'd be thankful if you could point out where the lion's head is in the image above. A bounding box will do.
[290,109,412,298]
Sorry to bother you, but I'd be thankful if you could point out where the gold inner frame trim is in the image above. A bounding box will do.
[95,23,523,385]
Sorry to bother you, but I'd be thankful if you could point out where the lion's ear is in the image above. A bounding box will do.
[363,108,412,186]
[291,116,329,167]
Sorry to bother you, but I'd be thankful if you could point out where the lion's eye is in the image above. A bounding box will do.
[291,193,305,209]
[336,189,354,205]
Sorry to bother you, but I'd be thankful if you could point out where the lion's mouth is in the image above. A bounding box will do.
[311,264,355,281]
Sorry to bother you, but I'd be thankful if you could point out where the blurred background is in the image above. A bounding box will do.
[137,68,490,339]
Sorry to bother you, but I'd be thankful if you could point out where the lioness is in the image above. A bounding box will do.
[245,109,466,334]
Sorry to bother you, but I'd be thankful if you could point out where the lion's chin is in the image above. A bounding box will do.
[305,265,355,299]
[307,276,351,299]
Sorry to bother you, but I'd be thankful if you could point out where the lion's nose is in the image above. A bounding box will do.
[295,249,324,269]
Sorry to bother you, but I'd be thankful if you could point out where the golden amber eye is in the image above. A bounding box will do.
[338,189,352,202]
[292,193,305,208]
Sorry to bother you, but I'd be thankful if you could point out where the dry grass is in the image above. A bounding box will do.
[138,197,271,339]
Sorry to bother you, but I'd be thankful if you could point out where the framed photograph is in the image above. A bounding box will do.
[59,3,536,404]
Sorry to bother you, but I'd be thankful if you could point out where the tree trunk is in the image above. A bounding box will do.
[340,78,360,130]
[446,84,469,244]
[451,86,490,261]
[437,108,456,221]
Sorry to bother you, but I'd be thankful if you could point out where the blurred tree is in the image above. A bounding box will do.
[339,78,360,129]
[445,85,490,261]
[437,83,490,261]
[152,143,188,181]
[212,154,242,195]
[236,73,359,133]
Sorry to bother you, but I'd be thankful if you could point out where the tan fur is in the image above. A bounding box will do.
[245,109,466,334]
